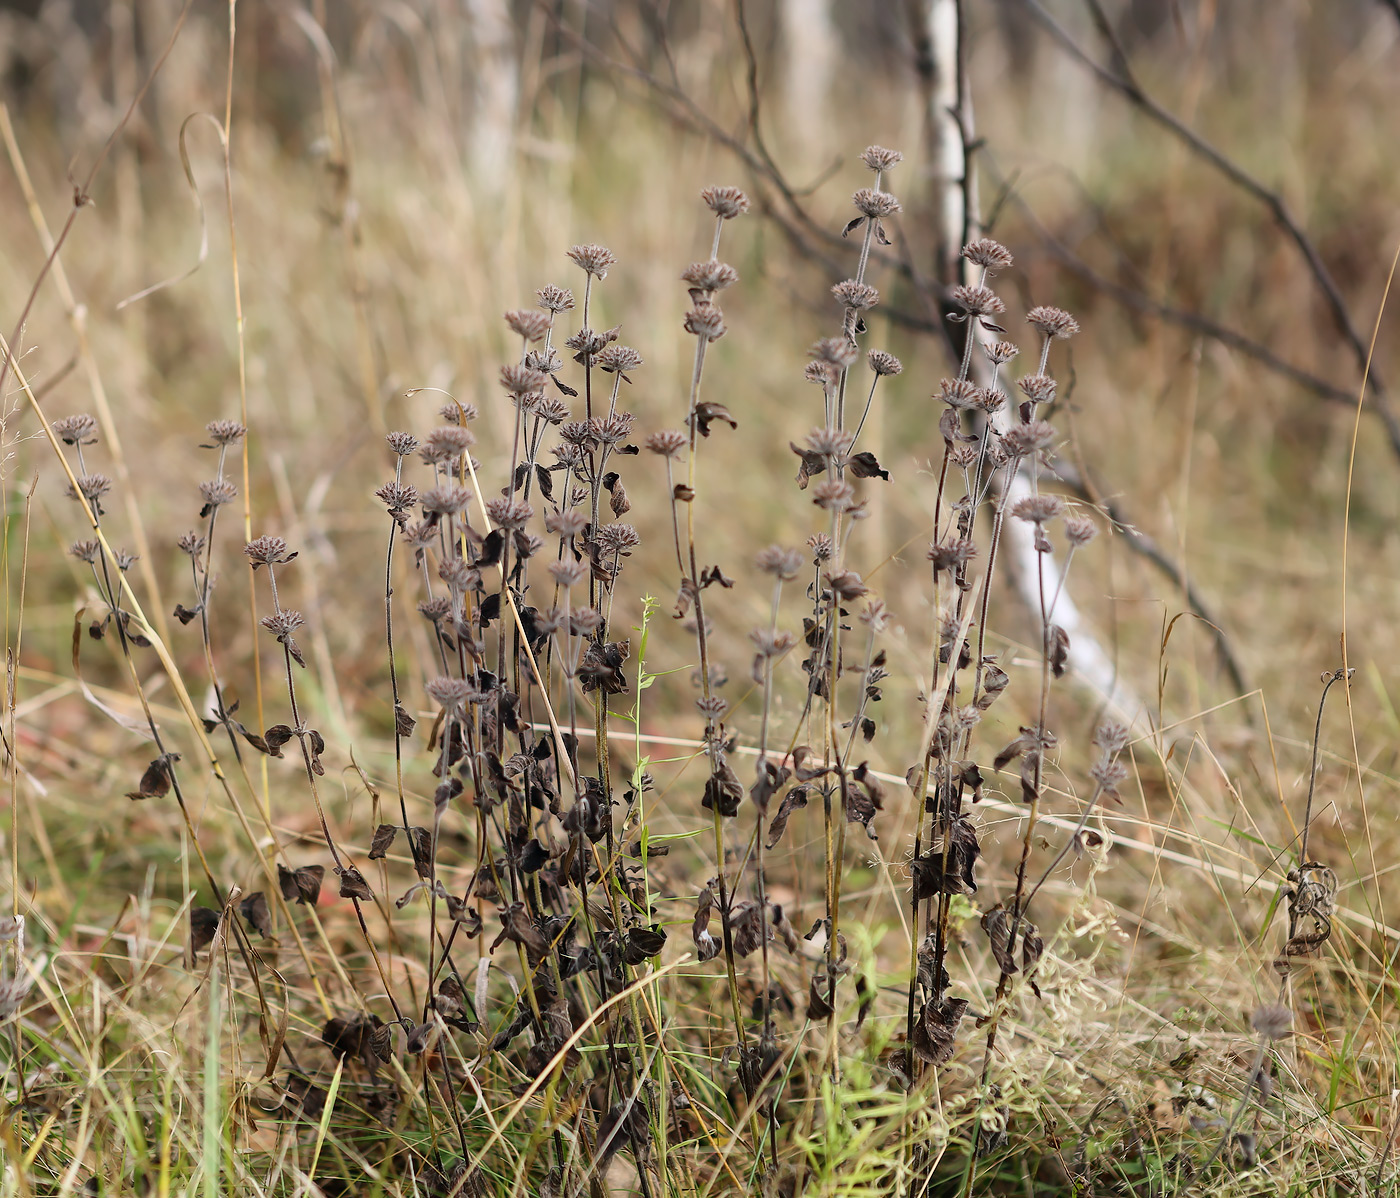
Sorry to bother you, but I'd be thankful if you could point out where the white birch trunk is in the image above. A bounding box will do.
[925,0,1144,726]
[465,0,518,194]
[779,0,837,157]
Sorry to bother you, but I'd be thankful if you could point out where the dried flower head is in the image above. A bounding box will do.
[683,306,727,342]
[809,337,859,369]
[485,497,533,530]
[425,676,480,712]
[545,508,588,537]
[860,145,903,172]
[500,364,547,396]
[420,484,473,517]
[526,348,563,377]
[1002,420,1057,457]
[387,431,420,457]
[832,279,880,311]
[567,244,616,278]
[535,396,570,424]
[1250,1004,1292,1041]
[928,537,977,573]
[1018,374,1058,406]
[867,349,903,377]
[420,426,476,468]
[570,607,604,637]
[52,413,99,446]
[949,284,1006,317]
[69,539,101,564]
[204,419,246,446]
[244,535,295,567]
[594,412,635,445]
[808,533,833,562]
[985,340,1020,365]
[805,426,856,459]
[696,695,728,721]
[812,479,855,512]
[260,609,305,637]
[755,545,805,580]
[439,400,479,424]
[67,473,112,507]
[826,569,868,600]
[177,531,206,557]
[505,309,550,342]
[852,188,901,218]
[536,284,575,313]
[974,387,1006,414]
[549,559,588,587]
[938,379,979,408]
[1027,305,1080,340]
[1064,516,1098,547]
[418,596,451,624]
[961,238,1014,274]
[701,185,749,219]
[403,522,438,550]
[376,481,418,513]
[598,345,643,374]
[750,628,796,657]
[645,429,687,457]
[558,420,595,449]
[1090,758,1129,793]
[113,549,137,572]
[595,522,641,554]
[198,479,237,509]
[1093,720,1131,754]
[860,599,892,632]
[438,556,476,592]
[681,260,739,293]
[804,360,838,387]
[1011,494,1064,524]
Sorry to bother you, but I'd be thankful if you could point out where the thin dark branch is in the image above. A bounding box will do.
[1019,0,1400,447]
[1052,459,1250,697]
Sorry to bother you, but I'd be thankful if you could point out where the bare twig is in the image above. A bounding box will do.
[1019,0,1400,459]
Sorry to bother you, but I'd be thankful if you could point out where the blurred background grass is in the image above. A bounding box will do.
[1,0,1399,1191]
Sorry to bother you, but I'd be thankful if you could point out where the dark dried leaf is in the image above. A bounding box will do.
[394,703,417,737]
[491,902,549,965]
[278,863,324,906]
[190,906,220,954]
[750,759,790,812]
[1048,624,1069,678]
[264,724,295,757]
[126,753,180,801]
[321,1013,384,1061]
[578,639,631,696]
[336,866,374,902]
[691,402,736,437]
[981,904,1017,976]
[911,996,969,1065]
[239,891,272,937]
[847,451,889,481]
[702,758,744,817]
[173,602,202,625]
[306,729,326,776]
[691,888,719,961]
[790,442,827,489]
[368,824,398,860]
[623,925,667,965]
[766,784,810,848]
[520,838,549,873]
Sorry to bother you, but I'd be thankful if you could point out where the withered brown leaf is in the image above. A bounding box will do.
[277,863,324,906]
[239,891,272,938]
[126,753,180,801]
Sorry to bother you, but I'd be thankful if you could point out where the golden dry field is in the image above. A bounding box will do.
[0,2,1398,1195]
